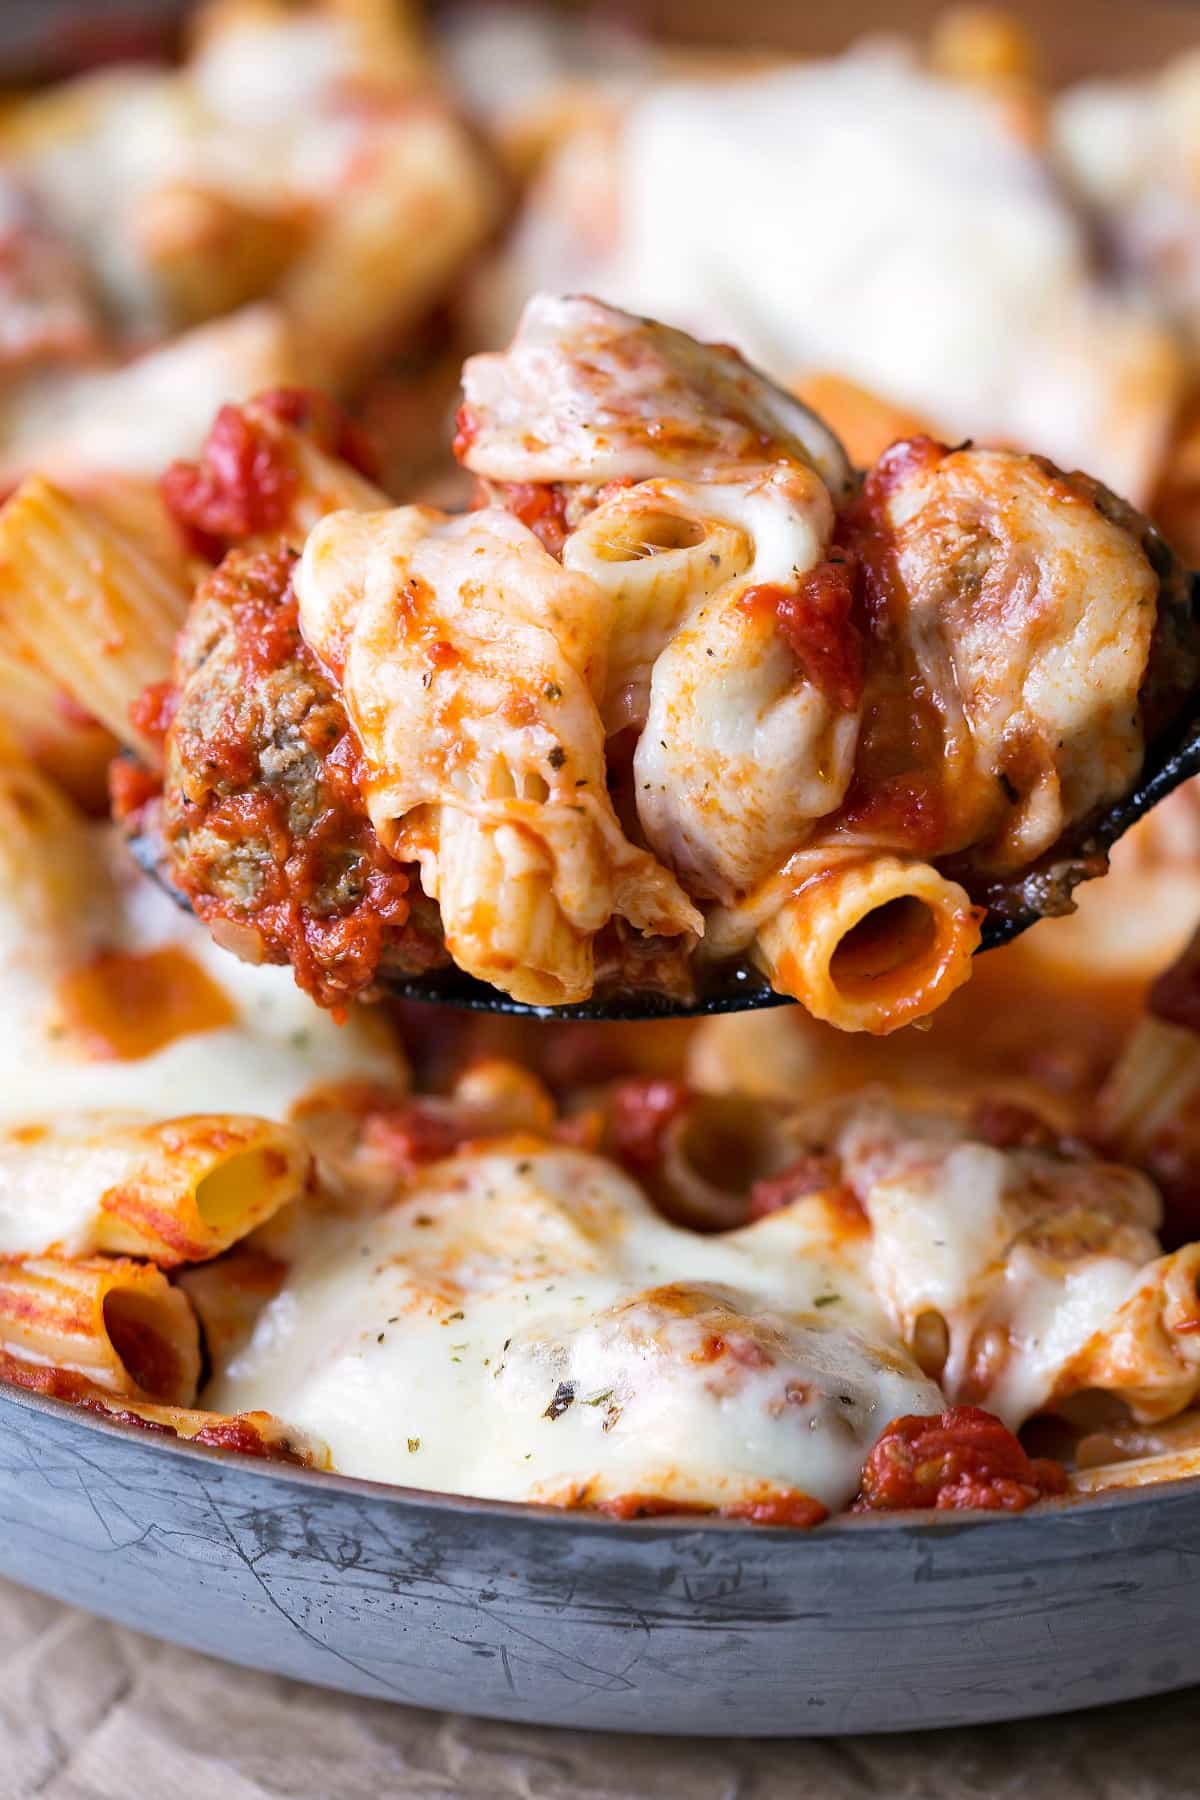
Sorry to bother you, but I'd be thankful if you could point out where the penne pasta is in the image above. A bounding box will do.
[753,855,983,1035]
[0,477,191,761]
[0,1114,312,1266]
[0,1255,200,1403]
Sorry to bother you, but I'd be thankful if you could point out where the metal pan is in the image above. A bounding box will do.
[3,1381,1199,1736]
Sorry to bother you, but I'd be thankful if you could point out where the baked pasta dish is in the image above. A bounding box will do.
[3,744,1200,1518]
[2,257,1200,1523]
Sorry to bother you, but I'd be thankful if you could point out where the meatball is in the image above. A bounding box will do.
[159,543,445,1008]
[839,437,1198,916]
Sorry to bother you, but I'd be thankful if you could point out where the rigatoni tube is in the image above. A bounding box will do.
[0,1114,312,1266]
[754,855,983,1034]
[0,1255,200,1403]
[0,476,190,763]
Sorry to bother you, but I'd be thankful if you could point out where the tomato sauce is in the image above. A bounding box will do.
[856,1405,1068,1512]
[253,387,379,480]
[0,1351,316,1464]
[495,480,570,558]
[836,771,947,854]
[360,1101,475,1176]
[162,403,297,557]
[187,1414,316,1464]
[969,1098,1058,1151]
[808,436,956,856]
[161,388,377,559]
[723,1489,829,1528]
[747,1154,846,1220]
[592,1488,827,1526]
[754,551,864,711]
[605,1078,691,1176]
[451,403,479,462]
[109,755,162,823]
[128,678,177,751]
[57,946,236,1061]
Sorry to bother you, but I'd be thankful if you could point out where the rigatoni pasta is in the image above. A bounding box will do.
[0,735,110,963]
[0,477,190,761]
[0,1255,200,1404]
[281,113,500,390]
[1095,923,1200,1157]
[0,643,117,811]
[751,855,983,1034]
[0,1114,312,1265]
[295,503,700,1006]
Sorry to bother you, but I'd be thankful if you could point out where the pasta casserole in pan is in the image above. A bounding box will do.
[1,229,1200,1526]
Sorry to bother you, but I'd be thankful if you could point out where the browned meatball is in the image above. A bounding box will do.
[158,543,445,1009]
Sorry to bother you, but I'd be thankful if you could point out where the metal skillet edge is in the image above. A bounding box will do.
[5,1379,1200,1734]
[3,1374,1199,1527]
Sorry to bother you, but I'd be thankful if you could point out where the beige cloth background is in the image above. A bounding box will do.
[2,1576,1198,1799]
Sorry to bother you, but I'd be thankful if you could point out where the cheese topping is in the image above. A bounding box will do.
[517,49,1179,505]
[833,1094,1163,1423]
[0,823,403,1129]
[211,1143,940,1511]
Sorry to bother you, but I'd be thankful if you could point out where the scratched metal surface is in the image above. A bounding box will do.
[3,1386,1200,1736]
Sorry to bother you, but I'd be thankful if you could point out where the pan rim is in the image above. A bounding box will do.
[8,1376,1199,1538]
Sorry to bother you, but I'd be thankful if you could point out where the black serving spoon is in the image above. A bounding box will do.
[127,687,1200,1022]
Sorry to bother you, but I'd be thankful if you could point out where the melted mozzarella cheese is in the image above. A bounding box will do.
[0,1122,149,1257]
[210,1144,940,1510]
[592,49,1178,504]
[1055,59,1200,331]
[629,468,857,900]
[459,292,853,499]
[835,1094,1163,1424]
[0,825,404,1129]
[987,1246,1146,1425]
